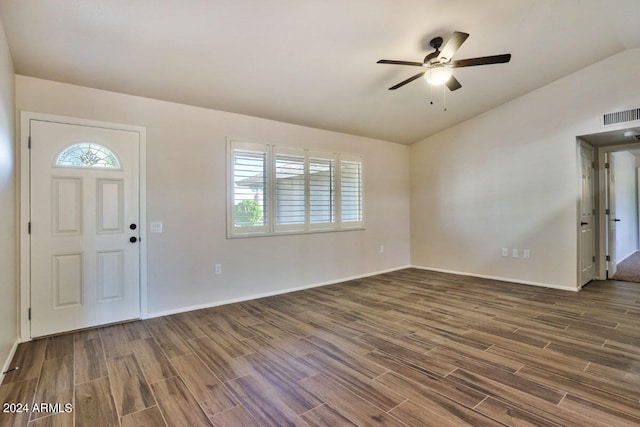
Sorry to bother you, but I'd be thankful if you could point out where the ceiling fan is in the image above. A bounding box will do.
[377,31,511,91]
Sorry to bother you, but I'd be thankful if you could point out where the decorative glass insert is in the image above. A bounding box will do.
[56,143,121,169]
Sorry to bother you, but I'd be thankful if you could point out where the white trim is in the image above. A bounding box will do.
[411,265,581,292]
[147,265,412,318]
[19,111,148,341]
[0,338,21,384]
[576,139,598,287]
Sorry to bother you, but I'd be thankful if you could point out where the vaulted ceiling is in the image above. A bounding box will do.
[1,0,639,144]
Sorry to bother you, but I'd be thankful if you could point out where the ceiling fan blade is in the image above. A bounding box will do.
[377,59,424,67]
[388,72,426,90]
[450,54,511,68]
[446,75,462,91]
[438,31,469,61]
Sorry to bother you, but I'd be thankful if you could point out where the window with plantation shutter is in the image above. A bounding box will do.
[340,157,364,227]
[275,149,306,231]
[229,142,268,236]
[227,139,363,237]
[309,155,335,228]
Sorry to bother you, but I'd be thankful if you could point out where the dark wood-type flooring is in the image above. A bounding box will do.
[2,268,640,426]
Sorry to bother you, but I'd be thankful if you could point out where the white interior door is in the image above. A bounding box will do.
[30,119,141,337]
[579,142,595,286]
[606,153,617,278]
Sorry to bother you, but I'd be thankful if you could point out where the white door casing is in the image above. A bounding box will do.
[606,153,617,278]
[21,113,147,339]
[578,142,595,286]
[637,167,640,250]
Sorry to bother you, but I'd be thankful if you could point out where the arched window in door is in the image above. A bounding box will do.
[56,143,121,169]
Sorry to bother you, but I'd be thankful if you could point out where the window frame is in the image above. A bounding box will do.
[227,139,364,238]
[227,141,270,236]
[307,150,338,232]
[273,146,307,234]
[339,153,365,229]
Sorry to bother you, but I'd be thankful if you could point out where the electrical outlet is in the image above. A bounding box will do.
[512,249,519,258]
[523,249,530,259]
[502,248,509,257]
[215,264,222,275]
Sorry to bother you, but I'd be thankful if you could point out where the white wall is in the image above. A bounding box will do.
[16,76,411,316]
[612,151,638,262]
[410,49,640,290]
[0,19,16,376]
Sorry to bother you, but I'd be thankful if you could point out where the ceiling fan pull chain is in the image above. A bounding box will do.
[443,85,447,112]
[429,78,434,105]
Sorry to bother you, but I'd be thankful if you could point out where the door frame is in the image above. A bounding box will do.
[577,139,596,287]
[19,111,148,340]
[595,141,640,280]
[605,152,618,278]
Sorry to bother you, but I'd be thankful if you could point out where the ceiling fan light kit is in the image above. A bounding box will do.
[377,31,511,96]
[426,67,452,85]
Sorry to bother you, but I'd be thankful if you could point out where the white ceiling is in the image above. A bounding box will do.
[1,0,640,144]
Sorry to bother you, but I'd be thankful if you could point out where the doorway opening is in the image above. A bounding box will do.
[579,125,640,284]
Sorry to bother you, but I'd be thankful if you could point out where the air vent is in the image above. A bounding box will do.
[602,107,640,127]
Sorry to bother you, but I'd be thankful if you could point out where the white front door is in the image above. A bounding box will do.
[30,119,141,337]
[578,142,595,286]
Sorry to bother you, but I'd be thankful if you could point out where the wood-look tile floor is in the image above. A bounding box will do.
[2,268,640,426]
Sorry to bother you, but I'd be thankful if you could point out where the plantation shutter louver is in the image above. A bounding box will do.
[309,155,336,228]
[275,149,306,231]
[229,142,269,235]
[340,157,363,227]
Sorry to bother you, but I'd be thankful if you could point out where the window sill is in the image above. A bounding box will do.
[227,225,365,239]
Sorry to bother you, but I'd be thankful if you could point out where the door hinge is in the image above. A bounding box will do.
[28,136,31,149]
[605,162,609,169]
[28,308,31,320]
[593,255,596,262]
[606,255,611,261]
[605,209,610,215]
[28,222,31,234]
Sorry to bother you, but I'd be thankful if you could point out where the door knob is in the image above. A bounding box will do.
[129,236,138,243]
[130,223,137,230]
[581,222,588,226]
[613,218,621,222]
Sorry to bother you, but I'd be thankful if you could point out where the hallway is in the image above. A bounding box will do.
[612,251,640,283]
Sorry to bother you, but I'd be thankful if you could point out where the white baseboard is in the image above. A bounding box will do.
[1,338,21,384]
[410,265,580,292]
[147,265,413,318]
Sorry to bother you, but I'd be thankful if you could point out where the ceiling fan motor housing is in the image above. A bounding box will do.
[429,36,444,50]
